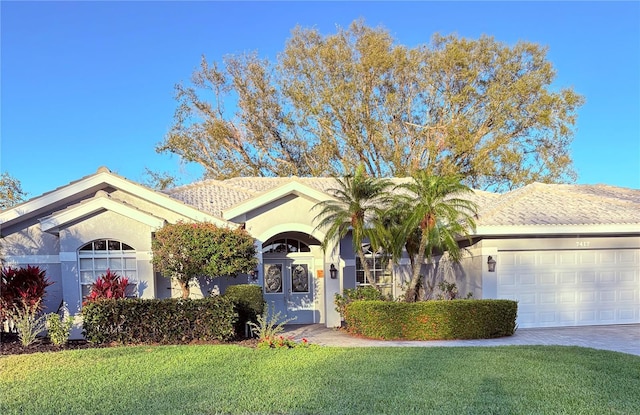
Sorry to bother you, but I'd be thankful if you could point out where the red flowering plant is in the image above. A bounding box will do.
[83,269,130,305]
[0,265,53,321]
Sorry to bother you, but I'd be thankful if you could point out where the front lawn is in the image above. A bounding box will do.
[1,345,638,414]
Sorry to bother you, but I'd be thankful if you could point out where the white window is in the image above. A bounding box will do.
[262,238,311,253]
[356,244,393,297]
[78,239,138,299]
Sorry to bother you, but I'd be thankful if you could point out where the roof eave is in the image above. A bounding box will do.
[475,223,640,237]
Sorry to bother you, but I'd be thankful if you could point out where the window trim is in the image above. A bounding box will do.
[78,239,139,300]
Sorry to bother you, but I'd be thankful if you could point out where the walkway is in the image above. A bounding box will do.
[283,323,640,356]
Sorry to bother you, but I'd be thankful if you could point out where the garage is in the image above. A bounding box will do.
[497,249,640,328]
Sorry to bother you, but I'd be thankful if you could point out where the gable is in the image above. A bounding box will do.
[0,167,231,236]
[222,180,335,221]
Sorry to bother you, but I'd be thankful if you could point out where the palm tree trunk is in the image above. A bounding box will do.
[357,248,381,292]
[404,234,428,302]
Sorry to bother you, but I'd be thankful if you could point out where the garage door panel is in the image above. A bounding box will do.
[519,274,535,285]
[579,271,596,284]
[579,291,597,303]
[620,270,636,282]
[619,250,638,264]
[600,271,616,283]
[497,249,640,328]
[560,272,577,284]
[579,252,598,264]
[539,273,556,285]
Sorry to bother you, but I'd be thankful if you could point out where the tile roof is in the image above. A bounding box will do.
[478,183,640,226]
[165,178,640,228]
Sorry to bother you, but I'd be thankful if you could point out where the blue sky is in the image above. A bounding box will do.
[2,1,639,198]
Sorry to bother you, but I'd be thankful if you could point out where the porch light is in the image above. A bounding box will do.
[330,263,338,279]
[249,267,259,281]
[487,256,497,272]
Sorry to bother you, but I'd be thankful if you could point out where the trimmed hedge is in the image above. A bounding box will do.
[82,297,237,344]
[344,299,517,340]
[224,284,264,337]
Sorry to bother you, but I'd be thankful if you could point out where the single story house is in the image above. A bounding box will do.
[1,167,638,331]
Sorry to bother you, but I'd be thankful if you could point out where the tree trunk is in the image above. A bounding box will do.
[404,234,429,302]
[357,248,381,292]
[178,279,190,299]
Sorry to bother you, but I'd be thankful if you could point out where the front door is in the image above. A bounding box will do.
[263,258,316,324]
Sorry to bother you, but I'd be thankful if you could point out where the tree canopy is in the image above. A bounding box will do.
[159,20,583,191]
[151,222,257,299]
[0,173,27,210]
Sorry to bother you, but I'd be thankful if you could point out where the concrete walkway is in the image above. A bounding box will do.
[282,323,640,356]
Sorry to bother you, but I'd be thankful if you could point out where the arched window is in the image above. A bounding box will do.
[262,237,311,253]
[78,239,138,298]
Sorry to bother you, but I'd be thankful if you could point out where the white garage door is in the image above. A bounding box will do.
[498,249,640,328]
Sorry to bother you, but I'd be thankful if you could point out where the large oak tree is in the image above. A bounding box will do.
[159,20,584,191]
[0,173,27,210]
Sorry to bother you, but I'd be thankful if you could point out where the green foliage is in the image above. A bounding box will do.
[247,303,296,347]
[46,305,74,346]
[394,173,478,302]
[159,20,583,191]
[313,165,392,287]
[255,335,310,349]
[81,297,237,345]
[0,172,27,210]
[5,299,48,347]
[344,299,517,340]
[435,281,472,300]
[334,285,388,319]
[223,284,264,336]
[151,221,257,298]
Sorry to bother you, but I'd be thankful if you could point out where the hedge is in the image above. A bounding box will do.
[344,299,517,340]
[224,284,264,337]
[82,297,237,344]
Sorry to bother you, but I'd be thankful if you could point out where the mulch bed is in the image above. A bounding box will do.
[0,332,258,356]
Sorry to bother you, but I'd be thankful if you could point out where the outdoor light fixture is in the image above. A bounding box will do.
[487,256,497,272]
[249,267,259,281]
[329,263,338,279]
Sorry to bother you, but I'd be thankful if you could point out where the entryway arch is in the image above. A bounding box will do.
[260,230,323,324]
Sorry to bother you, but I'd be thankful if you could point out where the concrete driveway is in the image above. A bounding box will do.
[283,323,640,356]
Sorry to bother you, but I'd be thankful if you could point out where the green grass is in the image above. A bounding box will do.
[1,345,638,414]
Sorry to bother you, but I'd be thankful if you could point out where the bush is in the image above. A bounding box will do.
[5,298,48,346]
[46,304,74,346]
[81,297,237,344]
[224,284,264,337]
[344,299,517,340]
[334,285,388,319]
[83,269,129,305]
[1,265,53,322]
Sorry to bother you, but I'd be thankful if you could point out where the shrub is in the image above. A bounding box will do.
[224,284,264,337]
[84,269,129,304]
[152,221,257,298]
[5,299,49,346]
[81,297,237,344]
[46,304,74,346]
[247,303,297,348]
[0,265,53,322]
[344,299,517,340]
[334,285,388,319]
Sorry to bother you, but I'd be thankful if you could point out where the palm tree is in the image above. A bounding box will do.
[396,172,478,302]
[313,165,392,288]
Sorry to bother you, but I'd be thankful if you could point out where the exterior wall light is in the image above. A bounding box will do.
[330,263,338,279]
[487,256,497,272]
[249,267,259,281]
